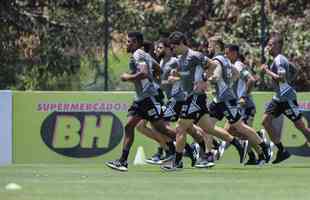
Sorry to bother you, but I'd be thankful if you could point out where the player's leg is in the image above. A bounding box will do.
[294,118,310,143]
[186,124,209,167]
[136,120,171,147]
[223,99,271,163]
[105,115,142,171]
[262,101,291,164]
[150,119,176,158]
[141,96,177,160]
[189,124,216,168]
[160,118,193,171]
[285,100,310,143]
[136,120,172,164]
[197,114,247,164]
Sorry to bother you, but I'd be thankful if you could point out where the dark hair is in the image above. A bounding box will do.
[209,36,225,51]
[239,54,245,62]
[128,31,144,45]
[157,38,171,48]
[225,44,240,53]
[168,31,187,45]
[143,40,154,54]
[269,32,283,50]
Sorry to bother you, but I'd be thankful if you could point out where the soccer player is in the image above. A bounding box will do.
[260,32,310,164]
[224,44,263,165]
[161,32,247,171]
[206,37,271,165]
[143,38,207,166]
[105,32,176,171]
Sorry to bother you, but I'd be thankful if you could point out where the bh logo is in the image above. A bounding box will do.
[41,112,123,158]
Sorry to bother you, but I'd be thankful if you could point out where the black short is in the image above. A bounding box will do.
[156,88,165,106]
[265,99,302,122]
[163,99,184,122]
[128,96,162,121]
[180,94,209,123]
[240,105,256,124]
[208,99,242,124]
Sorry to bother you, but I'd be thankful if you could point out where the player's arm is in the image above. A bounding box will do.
[231,65,240,82]
[245,74,255,95]
[152,59,161,82]
[208,60,222,83]
[240,67,255,95]
[239,68,256,106]
[167,69,181,84]
[121,62,149,82]
[162,61,180,85]
[204,57,218,71]
[260,64,285,82]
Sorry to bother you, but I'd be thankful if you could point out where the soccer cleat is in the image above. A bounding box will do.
[256,153,267,166]
[194,153,216,168]
[244,150,258,166]
[105,159,128,172]
[272,150,291,164]
[256,159,266,166]
[160,151,175,163]
[244,157,259,165]
[195,158,215,168]
[145,147,164,165]
[160,161,183,172]
[145,153,163,165]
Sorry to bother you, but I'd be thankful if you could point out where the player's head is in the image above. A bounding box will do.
[127,32,144,53]
[198,38,209,55]
[169,31,188,55]
[224,44,240,63]
[155,38,172,59]
[208,36,225,58]
[266,32,283,57]
[143,40,158,59]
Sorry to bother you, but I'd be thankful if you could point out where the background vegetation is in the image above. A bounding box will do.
[1,0,310,91]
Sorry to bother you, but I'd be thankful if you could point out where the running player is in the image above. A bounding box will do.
[260,32,310,164]
[206,37,271,165]
[105,32,176,171]
[224,44,263,165]
[143,38,207,166]
[161,32,247,171]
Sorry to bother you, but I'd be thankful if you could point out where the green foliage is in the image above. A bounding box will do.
[1,0,310,91]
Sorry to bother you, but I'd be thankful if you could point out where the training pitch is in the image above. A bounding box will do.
[1,155,309,200]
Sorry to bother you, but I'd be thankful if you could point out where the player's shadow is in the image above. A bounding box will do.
[286,143,310,157]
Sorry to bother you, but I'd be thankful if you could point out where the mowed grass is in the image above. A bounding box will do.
[0,161,310,200]
[2,92,310,200]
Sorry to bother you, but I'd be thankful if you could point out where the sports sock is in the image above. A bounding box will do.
[259,142,268,149]
[157,146,163,155]
[120,149,130,162]
[275,142,284,152]
[166,141,175,153]
[248,150,257,160]
[231,137,240,148]
[175,152,183,164]
[198,141,206,153]
[212,139,220,149]
[185,143,194,158]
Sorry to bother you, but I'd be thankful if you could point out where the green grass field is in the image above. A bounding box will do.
[1,92,310,200]
[0,162,310,200]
